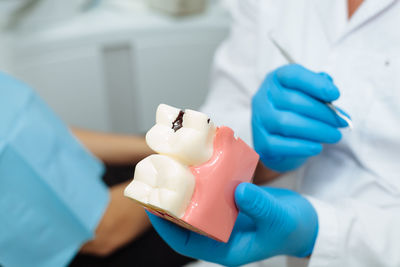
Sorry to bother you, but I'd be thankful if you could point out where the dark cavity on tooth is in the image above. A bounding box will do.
[172,110,185,132]
[207,118,210,124]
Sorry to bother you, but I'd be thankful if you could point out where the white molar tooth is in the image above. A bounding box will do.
[167,127,214,165]
[124,157,159,203]
[124,180,152,203]
[150,155,183,190]
[133,157,158,187]
[125,154,195,218]
[146,104,217,166]
[146,124,175,153]
[156,104,181,126]
[149,189,161,207]
[176,108,216,165]
[158,189,184,215]
[182,109,210,131]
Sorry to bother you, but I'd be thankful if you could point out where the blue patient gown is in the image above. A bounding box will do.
[0,72,109,267]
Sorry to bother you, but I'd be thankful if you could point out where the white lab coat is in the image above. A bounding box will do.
[201,0,400,266]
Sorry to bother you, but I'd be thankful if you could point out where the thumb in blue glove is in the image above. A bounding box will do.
[148,183,318,267]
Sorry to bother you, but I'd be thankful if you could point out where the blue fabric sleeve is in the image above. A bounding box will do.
[0,72,109,267]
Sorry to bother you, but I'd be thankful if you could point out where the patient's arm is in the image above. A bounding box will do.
[71,128,153,255]
[72,128,153,165]
[80,181,150,256]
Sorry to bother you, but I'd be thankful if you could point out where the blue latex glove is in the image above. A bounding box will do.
[0,72,109,267]
[252,64,349,172]
[149,183,318,267]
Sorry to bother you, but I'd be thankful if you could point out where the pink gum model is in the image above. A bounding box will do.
[151,126,259,243]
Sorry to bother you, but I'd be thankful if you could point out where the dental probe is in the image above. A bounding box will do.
[268,33,353,130]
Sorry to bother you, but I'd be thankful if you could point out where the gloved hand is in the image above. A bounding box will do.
[252,64,349,172]
[148,183,318,267]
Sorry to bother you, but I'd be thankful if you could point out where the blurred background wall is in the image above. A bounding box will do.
[1,0,230,134]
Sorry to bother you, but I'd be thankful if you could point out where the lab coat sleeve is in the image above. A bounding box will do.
[200,0,261,146]
[307,196,400,267]
[0,73,109,267]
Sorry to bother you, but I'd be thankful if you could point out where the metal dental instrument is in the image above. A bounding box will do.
[268,33,353,130]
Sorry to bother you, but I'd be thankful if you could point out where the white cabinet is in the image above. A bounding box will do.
[10,2,230,133]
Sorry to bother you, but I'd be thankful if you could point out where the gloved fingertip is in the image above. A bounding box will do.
[325,85,340,101]
[326,129,342,144]
[318,72,340,101]
[309,143,323,155]
[235,183,257,209]
[235,184,280,222]
[235,183,272,215]
[337,116,350,128]
[235,183,251,202]
[319,72,333,82]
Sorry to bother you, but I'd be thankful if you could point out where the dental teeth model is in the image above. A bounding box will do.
[124,104,259,242]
